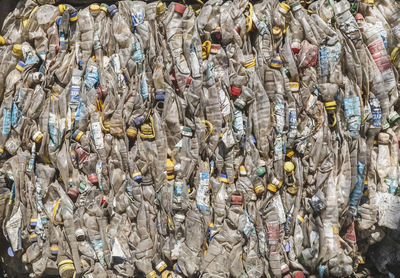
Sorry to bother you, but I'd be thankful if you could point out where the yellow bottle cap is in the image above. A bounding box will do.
[286,150,295,158]
[100,5,108,13]
[287,185,298,195]
[267,183,278,193]
[59,4,66,14]
[146,270,157,278]
[13,44,23,56]
[126,127,137,139]
[289,82,300,91]
[272,26,282,36]
[166,158,175,172]
[284,161,295,173]
[33,131,43,144]
[0,36,5,45]
[254,184,265,196]
[89,4,100,13]
[280,3,291,11]
[156,2,166,15]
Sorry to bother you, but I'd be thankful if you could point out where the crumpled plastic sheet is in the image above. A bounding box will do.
[1,0,400,277]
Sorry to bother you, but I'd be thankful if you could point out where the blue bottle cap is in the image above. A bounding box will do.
[134,117,143,127]
[8,247,15,257]
[107,4,118,17]
[155,91,166,101]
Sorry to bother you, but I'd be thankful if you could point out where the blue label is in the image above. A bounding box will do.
[141,73,149,99]
[369,98,382,128]
[174,183,183,197]
[2,108,11,136]
[344,97,361,136]
[131,12,144,32]
[11,102,22,129]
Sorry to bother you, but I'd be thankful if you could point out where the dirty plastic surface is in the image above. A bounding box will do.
[1,0,400,277]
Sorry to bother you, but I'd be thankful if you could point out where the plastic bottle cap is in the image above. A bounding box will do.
[231,194,243,205]
[72,130,83,141]
[89,4,100,13]
[210,44,221,54]
[13,44,23,56]
[75,228,85,241]
[267,183,278,193]
[50,245,59,255]
[254,184,265,195]
[155,91,166,101]
[100,4,109,13]
[291,2,301,12]
[239,165,246,175]
[234,99,246,110]
[231,86,242,96]
[146,270,157,278]
[58,4,66,14]
[272,26,282,36]
[270,54,282,68]
[67,186,80,199]
[355,13,364,22]
[286,150,295,158]
[279,3,291,14]
[32,131,43,143]
[174,3,186,14]
[78,182,86,193]
[88,173,98,184]
[29,233,38,242]
[107,4,118,17]
[287,185,298,195]
[284,161,295,173]
[70,11,78,22]
[156,2,166,15]
[30,218,38,227]
[256,167,266,177]
[126,127,137,139]
[289,82,300,91]
[220,174,229,183]
[291,41,301,54]
[16,61,25,72]
[363,0,374,3]
[155,261,167,273]
[7,247,15,257]
[131,172,143,182]
[0,36,5,45]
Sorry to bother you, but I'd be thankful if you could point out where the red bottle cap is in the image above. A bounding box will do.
[231,86,242,96]
[67,187,79,200]
[174,3,186,14]
[88,173,99,184]
[292,271,305,278]
[186,76,193,86]
[231,195,242,205]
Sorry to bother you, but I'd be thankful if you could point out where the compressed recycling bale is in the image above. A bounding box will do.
[1,0,400,277]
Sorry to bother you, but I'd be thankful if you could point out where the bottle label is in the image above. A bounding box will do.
[288,108,297,139]
[48,112,58,147]
[91,121,104,149]
[233,109,244,135]
[275,103,285,134]
[190,44,200,78]
[11,103,22,129]
[131,12,144,32]
[84,64,99,88]
[219,89,231,117]
[70,74,81,104]
[2,108,11,136]
[196,172,210,211]
[344,97,361,136]
[141,73,149,99]
[174,181,183,197]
